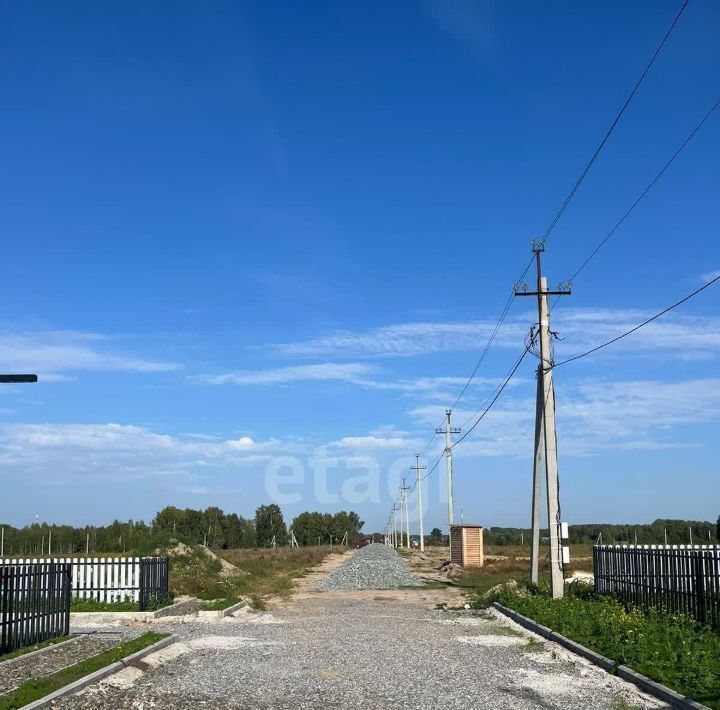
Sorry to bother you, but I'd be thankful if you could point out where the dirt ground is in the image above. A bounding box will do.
[266,547,467,610]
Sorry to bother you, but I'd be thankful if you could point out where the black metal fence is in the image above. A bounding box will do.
[0,556,169,612]
[1,562,71,654]
[139,557,169,611]
[593,545,720,627]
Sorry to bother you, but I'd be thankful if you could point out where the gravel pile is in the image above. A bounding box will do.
[317,544,419,590]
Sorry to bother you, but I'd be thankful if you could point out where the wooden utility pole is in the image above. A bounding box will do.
[436,410,460,546]
[515,241,570,598]
[411,454,426,552]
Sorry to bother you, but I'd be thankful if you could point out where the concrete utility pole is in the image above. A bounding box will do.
[401,478,411,548]
[436,409,461,545]
[515,241,570,598]
[529,365,544,585]
[391,505,398,548]
[411,454,426,552]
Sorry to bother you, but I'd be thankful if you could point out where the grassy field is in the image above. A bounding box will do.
[496,589,720,709]
[170,545,339,608]
[484,543,593,560]
[0,632,168,710]
[455,545,592,600]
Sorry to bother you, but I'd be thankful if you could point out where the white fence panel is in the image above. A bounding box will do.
[0,556,143,602]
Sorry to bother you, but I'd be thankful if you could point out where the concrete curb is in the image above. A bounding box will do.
[492,603,709,710]
[0,636,78,668]
[197,601,250,619]
[20,634,177,709]
[70,598,198,625]
[616,666,710,710]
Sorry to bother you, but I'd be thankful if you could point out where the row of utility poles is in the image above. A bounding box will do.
[384,243,570,598]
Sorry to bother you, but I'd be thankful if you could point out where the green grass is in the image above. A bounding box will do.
[70,597,139,612]
[0,635,76,663]
[0,632,168,710]
[496,589,720,708]
[170,546,338,603]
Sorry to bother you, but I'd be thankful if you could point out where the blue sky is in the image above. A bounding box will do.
[0,1,718,533]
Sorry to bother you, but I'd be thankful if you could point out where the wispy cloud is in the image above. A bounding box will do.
[0,423,291,485]
[270,308,720,362]
[701,269,720,283]
[407,377,720,457]
[0,331,180,376]
[193,361,515,404]
[193,362,378,386]
[271,321,526,359]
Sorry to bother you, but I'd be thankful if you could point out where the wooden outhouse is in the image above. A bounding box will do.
[450,525,484,569]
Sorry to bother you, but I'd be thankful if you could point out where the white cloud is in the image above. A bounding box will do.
[271,321,527,359]
[406,377,720,458]
[194,362,378,386]
[0,331,180,375]
[270,308,720,363]
[701,269,720,283]
[0,423,290,485]
[227,436,255,449]
[327,435,420,452]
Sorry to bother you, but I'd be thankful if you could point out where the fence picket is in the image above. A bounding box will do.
[0,556,168,611]
[593,544,720,628]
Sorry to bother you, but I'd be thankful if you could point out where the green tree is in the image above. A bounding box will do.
[429,527,443,545]
[291,511,325,546]
[255,504,287,547]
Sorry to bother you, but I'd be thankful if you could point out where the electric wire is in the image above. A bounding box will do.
[559,96,720,293]
[552,272,720,368]
[402,0,692,517]
[441,0,690,414]
[540,0,691,245]
[451,346,532,449]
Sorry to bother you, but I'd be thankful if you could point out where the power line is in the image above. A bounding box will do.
[553,272,720,368]
[564,96,720,286]
[540,0,691,244]
[449,261,532,411]
[452,346,532,448]
[444,1,689,411]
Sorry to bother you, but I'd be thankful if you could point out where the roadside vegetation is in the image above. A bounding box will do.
[70,598,139,612]
[170,545,338,608]
[492,587,720,708]
[0,632,168,710]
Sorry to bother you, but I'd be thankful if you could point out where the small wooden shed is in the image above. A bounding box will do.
[450,525,484,569]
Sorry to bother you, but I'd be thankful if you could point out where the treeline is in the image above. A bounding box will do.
[485,518,719,546]
[0,504,365,555]
[0,519,167,557]
[291,511,364,546]
[153,506,256,548]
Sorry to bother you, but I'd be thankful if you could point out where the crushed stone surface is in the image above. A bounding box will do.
[0,629,141,694]
[316,543,420,590]
[51,597,664,710]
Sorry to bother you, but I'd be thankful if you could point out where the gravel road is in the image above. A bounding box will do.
[50,548,663,710]
[317,544,419,590]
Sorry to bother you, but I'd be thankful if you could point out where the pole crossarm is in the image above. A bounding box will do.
[0,375,38,383]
